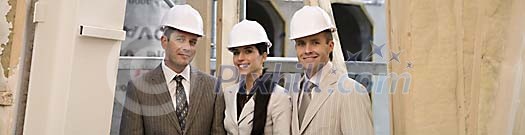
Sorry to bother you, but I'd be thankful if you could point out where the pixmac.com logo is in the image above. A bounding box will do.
[215,63,412,95]
[119,41,414,116]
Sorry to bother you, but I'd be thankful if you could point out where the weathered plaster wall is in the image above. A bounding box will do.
[0,0,14,133]
[0,1,12,50]
[1,0,28,134]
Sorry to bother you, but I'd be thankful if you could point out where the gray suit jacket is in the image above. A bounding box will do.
[291,65,374,135]
[120,65,226,135]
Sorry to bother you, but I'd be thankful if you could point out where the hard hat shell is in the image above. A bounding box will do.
[228,20,272,54]
[289,6,336,40]
[160,4,204,36]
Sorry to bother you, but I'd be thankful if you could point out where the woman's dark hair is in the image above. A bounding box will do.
[253,42,269,55]
[228,42,269,55]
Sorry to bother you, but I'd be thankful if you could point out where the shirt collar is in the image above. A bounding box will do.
[162,61,191,82]
[303,61,333,87]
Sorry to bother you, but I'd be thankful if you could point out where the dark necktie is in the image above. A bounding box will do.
[174,75,188,132]
[298,80,316,126]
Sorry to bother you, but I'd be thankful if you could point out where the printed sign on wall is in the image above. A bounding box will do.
[120,0,170,57]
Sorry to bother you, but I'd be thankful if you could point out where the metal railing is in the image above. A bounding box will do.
[118,57,387,75]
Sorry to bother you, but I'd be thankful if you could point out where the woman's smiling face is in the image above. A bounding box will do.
[231,45,267,75]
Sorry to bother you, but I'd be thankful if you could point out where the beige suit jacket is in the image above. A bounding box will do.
[119,65,226,135]
[291,65,374,135]
[223,83,292,135]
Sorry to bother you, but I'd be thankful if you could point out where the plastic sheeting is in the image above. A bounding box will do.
[120,0,170,57]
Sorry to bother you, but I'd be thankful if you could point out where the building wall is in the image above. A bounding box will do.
[275,0,303,57]
[0,0,29,134]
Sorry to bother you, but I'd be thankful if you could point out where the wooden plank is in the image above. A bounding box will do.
[515,47,525,134]
[388,0,413,134]
[187,0,212,73]
[463,0,483,134]
[216,0,222,73]
[388,0,525,134]
[486,0,525,134]
[9,0,26,77]
[215,0,238,87]
[388,0,472,134]
[477,0,515,134]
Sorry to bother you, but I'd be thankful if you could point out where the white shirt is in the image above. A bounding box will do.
[162,61,191,107]
[300,61,333,100]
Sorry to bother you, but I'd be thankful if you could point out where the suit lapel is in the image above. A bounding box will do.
[185,67,205,131]
[238,96,255,123]
[226,84,240,125]
[149,65,183,134]
[299,66,339,133]
[291,75,301,133]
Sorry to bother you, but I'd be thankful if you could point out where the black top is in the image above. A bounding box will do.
[236,80,255,118]
[235,72,277,135]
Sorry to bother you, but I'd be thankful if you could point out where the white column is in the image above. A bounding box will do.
[23,0,126,134]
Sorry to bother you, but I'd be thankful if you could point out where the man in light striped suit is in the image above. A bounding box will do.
[288,6,374,135]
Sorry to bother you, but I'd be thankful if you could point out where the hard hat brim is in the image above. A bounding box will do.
[290,27,336,40]
[163,26,204,37]
[226,42,272,54]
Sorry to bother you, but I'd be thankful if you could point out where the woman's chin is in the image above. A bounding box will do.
[238,71,249,75]
[239,71,261,76]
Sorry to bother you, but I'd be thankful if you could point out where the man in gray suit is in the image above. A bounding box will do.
[120,4,225,135]
[288,6,374,135]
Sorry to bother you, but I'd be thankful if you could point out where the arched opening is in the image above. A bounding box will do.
[247,0,285,57]
[332,3,374,91]
[332,3,373,61]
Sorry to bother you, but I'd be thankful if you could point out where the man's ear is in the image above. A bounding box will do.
[328,40,334,51]
[160,35,168,49]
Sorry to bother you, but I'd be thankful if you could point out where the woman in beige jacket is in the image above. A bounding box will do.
[223,20,291,135]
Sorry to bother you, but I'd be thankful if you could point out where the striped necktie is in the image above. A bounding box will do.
[174,75,188,132]
[298,80,316,126]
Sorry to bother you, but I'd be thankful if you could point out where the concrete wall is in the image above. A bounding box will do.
[365,4,390,135]
[274,0,303,57]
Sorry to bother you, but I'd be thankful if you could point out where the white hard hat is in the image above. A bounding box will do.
[228,20,272,54]
[289,6,336,40]
[160,4,204,36]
